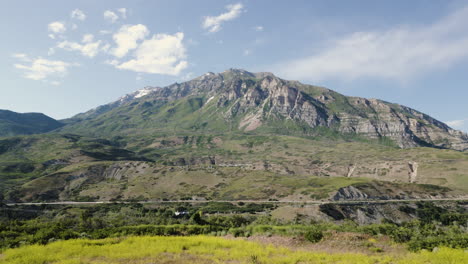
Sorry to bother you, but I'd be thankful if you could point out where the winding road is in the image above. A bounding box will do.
[5,197,468,206]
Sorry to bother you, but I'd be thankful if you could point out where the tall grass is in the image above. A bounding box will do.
[1,236,466,264]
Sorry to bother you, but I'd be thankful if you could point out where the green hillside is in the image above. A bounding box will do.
[0,110,63,137]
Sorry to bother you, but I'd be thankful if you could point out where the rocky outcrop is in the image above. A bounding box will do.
[167,157,217,166]
[333,186,369,200]
[66,69,468,151]
[333,181,453,201]
[319,201,467,224]
[153,70,468,151]
[347,165,356,178]
[408,162,418,183]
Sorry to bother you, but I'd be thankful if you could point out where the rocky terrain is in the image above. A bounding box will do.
[64,69,468,151]
[1,69,468,204]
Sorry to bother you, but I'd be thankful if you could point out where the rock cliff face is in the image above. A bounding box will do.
[332,181,453,201]
[67,69,468,151]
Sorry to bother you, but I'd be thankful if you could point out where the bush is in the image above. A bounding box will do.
[305,227,323,243]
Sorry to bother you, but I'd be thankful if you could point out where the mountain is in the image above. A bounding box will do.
[68,87,161,121]
[63,69,468,151]
[2,69,468,203]
[0,110,63,137]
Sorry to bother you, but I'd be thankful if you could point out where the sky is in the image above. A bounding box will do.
[1,0,468,132]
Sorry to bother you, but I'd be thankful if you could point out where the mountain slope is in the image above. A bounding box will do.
[62,69,468,151]
[0,110,63,137]
[2,69,468,203]
[3,133,468,202]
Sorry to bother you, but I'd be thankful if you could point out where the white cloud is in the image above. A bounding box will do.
[101,43,111,52]
[243,49,251,56]
[50,81,61,86]
[71,9,86,21]
[105,59,120,66]
[47,48,55,56]
[111,24,149,58]
[254,26,264,32]
[118,8,127,19]
[82,34,94,43]
[99,30,112,35]
[181,72,194,81]
[276,6,468,82]
[71,23,78,30]
[57,40,102,58]
[104,10,119,23]
[202,3,244,33]
[48,21,66,34]
[11,53,30,61]
[13,56,77,81]
[48,34,56,39]
[116,32,187,75]
[446,119,467,128]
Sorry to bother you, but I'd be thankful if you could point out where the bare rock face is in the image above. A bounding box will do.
[408,162,418,183]
[332,181,453,202]
[347,164,356,178]
[69,68,468,152]
[333,186,369,200]
[183,69,468,151]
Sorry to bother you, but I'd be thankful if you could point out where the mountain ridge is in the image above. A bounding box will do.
[0,109,63,137]
[2,69,468,203]
[62,69,468,151]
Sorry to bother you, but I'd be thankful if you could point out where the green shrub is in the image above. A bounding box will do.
[304,227,323,243]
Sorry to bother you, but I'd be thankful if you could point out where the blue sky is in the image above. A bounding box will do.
[1,0,468,132]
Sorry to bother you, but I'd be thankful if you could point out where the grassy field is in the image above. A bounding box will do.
[1,236,466,264]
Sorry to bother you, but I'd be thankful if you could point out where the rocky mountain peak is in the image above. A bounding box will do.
[221,68,256,77]
[66,69,468,152]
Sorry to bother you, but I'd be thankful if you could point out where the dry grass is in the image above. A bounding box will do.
[1,236,466,264]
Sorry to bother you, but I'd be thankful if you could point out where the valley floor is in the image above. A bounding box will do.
[1,236,466,264]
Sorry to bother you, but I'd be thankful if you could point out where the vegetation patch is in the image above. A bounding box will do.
[1,236,467,264]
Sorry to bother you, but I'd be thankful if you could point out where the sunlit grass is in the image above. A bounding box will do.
[1,236,466,264]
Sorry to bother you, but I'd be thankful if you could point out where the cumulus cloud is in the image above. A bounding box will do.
[104,59,120,66]
[275,6,468,82]
[82,34,94,43]
[104,10,119,23]
[48,21,66,39]
[11,53,30,61]
[116,32,187,75]
[48,21,66,33]
[111,24,149,58]
[13,55,77,81]
[202,3,244,33]
[57,38,102,58]
[71,9,86,21]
